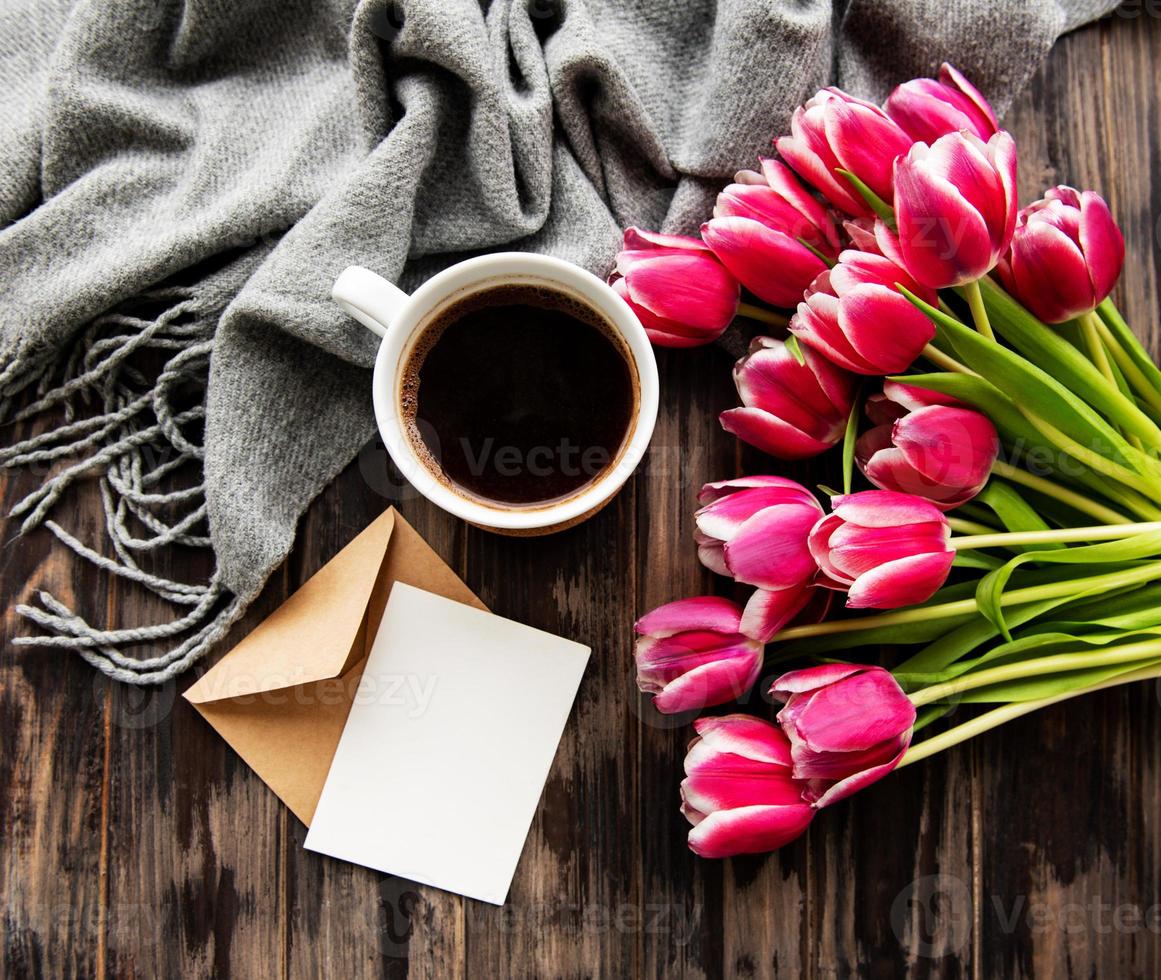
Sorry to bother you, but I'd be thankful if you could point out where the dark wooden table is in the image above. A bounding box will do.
[4,13,1161,978]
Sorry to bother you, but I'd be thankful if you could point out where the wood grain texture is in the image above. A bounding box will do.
[3,13,1160,978]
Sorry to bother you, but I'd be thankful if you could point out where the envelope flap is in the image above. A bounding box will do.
[185,509,397,703]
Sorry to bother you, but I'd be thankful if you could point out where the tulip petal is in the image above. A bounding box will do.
[622,227,708,252]
[837,285,934,373]
[686,804,815,858]
[941,63,999,131]
[635,596,743,638]
[652,654,762,713]
[1079,190,1125,303]
[790,298,875,374]
[702,217,826,307]
[845,551,955,608]
[825,98,912,201]
[682,768,806,812]
[692,714,791,765]
[828,521,950,578]
[696,534,731,577]
[775,133,869,216]
[893,406,998,491]
[734,342,846,435]
[740,585,813,642]
[769,662,865,699]
[779,668,915,753]
[759,157,842,252]
[720,407,836,460]
[894,147,995,287]
[698,475,811,502]
[620,253,740,329]
[809,743,909,808]
[806,513,849,585]
[695,485,818,540]
[830,489,949,527]
[722,506,821,590]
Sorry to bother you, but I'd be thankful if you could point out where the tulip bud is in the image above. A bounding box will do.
[681,714,815,858]
[808,490,954,609]
[700,160,839,307]
[775,88,914,216]
[856,382,999,509]
[720,337,856,460]
[885,63,999,145]
[695,477,824,592]
[611,228,740,347]
[770,664,916,806]
[996,185,1125,324]
[892,130,1018,288]
[790,250,937,375]
[634,597,763,713]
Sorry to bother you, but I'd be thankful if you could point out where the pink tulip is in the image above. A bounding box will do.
[681,714,815,858]
[789,250,937,374]
[885,63,999,145]
[996,186,1125,324]
[892,130,1018,288]
[634,597,763,713]
[719,337,856,460]
[808,490,954,609]
[611,228,740,347]
[857,382,999,509]
[775,88,914,216]
[770,664,915,806]
[695,477,824,590]
[701,160,839,307]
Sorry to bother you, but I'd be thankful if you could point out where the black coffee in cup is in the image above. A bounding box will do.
[400,282,638,506]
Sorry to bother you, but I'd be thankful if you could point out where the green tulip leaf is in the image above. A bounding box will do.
[834,169,894,223]
[1098,300,1161,397]
[841,395,860,495]
[975,481,1061,551]
[900,288,1145,474]
[957,656,1161,703]
[976,277,1161,449]
[976,532,1161,640]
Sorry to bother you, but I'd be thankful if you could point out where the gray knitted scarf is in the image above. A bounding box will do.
[0,0,1117,684]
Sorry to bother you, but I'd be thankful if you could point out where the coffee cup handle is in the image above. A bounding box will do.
[331,266,410,339]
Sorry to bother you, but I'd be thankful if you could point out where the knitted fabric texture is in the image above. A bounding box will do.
[0,0,1119,683]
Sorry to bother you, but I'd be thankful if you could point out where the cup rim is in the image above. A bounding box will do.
[371,252,659,530]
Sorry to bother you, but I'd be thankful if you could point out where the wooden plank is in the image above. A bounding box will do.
[1,462,108,980]
[454,481,638,976]
[97,522,288,977]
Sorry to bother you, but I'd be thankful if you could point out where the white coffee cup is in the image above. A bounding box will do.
[332,253,659,534]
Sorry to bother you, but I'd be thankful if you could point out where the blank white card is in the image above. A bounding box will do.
[304,582,590,904]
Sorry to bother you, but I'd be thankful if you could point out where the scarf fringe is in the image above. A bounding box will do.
[2,286,241,685]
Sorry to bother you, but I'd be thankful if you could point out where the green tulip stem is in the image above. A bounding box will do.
[735,302,789,328]
[898,658,1161,768]
[988,461,1131,524]
[947,517,995,536]
[1090,313,1161,416]
[948,520,1161,551]
[921,343,977,375]
[774,561,1161,644]
[963,278,995,341]
[1017,407,1159,497]
[907,638,1161,708]
[1079,310,1119,387]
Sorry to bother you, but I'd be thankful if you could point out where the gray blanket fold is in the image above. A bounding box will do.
[0,0,1119,682]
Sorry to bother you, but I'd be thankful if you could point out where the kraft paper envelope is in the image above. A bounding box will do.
[183,507,484,826]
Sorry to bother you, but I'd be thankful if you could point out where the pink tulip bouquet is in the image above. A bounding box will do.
[627,64,1161,859]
